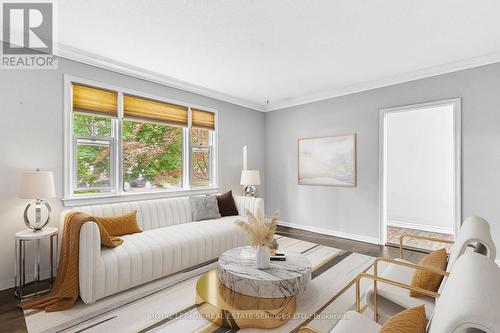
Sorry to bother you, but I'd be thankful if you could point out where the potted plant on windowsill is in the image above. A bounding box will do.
[235,209,279,269]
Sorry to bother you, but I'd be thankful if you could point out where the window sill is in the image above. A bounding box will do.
[62,187,222,207]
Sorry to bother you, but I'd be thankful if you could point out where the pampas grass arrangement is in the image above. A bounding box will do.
[235,209,279,247]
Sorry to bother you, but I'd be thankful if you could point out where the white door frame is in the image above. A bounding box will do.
[379,98,462,245]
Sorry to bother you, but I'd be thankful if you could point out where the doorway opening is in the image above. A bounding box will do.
[379,99,461,252]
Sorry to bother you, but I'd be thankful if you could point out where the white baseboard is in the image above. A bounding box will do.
[0,269,52,292]
[278,220,380,245]
[388,219,454,235]
[496,259,500,268]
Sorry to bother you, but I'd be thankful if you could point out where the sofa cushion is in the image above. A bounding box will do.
[379,305,426,333]
[410,249,447,297]
[217,190,239,216]
[93,210,142,236]
[190,195,221,221]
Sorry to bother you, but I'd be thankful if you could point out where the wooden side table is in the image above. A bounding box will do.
[15,227,58,299]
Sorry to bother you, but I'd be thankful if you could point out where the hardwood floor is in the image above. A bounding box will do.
[0,226,425,333]
[0,280,51,333]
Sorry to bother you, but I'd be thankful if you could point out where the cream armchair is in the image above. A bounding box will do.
[365,215,496,322]
[300,252,500,333]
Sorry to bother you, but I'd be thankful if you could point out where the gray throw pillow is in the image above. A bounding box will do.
[190,195,221,221]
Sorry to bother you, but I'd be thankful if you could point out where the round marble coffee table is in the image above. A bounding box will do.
[195,269,296,329]
[218,246,312,298]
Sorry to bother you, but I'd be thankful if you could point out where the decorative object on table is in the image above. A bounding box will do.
[14,227,58,299]
[189,195,221,221]
[216,190,239,216]
[240,169,261,197]
[255,244,270,269]
[269,237,279,255]
[235,209,279,269]
[298,134,356,187]
[20,169,56,230]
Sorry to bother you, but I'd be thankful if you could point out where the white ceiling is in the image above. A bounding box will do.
[57,0,500,111]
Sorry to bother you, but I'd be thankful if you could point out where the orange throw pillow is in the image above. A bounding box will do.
[379,305,426,333]
[93,211,142,237]
[410,248,447,297]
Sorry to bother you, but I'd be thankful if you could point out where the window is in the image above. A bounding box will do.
[191,109,215,187]
[72,85,117,195]
[66,79,217,198]
[191,128,212,187]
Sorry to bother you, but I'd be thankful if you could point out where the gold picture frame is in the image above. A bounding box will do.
[298,134,356,187]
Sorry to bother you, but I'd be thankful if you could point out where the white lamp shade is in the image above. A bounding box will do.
[20,170,56,199]
[240,170,261,186]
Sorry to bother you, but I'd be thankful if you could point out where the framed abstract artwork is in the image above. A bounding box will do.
[298,134,356,187]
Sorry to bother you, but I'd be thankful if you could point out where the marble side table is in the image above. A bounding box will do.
[218,246,312,298]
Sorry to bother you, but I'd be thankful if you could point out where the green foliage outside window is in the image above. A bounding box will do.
[73,113,111,137]
[73,113,210,194]
[123,120,183,190]
[74,114,112,193]
[76,142,111,189]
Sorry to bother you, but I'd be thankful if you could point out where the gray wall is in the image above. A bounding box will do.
[265,62,500,255]
[0,58,265,289]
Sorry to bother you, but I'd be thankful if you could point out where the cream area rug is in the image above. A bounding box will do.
[23,236,375,333]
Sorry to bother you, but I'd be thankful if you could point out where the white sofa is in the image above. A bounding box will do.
[60,195,261,304]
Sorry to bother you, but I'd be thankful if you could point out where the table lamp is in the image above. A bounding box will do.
[240,170,261,197]
[20,169,56,231]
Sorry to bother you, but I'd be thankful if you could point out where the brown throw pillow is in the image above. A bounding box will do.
[216,190,239,216]
[93,211,142,237]
[379,305,426,333]
[410,248,447,297]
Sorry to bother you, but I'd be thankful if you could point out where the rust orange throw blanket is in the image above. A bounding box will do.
[19,211,123,312]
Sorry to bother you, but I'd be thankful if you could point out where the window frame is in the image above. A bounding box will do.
[63,75,219,206]
[73,134,115,194]
[190,130,214,187]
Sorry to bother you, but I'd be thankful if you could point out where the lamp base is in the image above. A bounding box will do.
[242,186,257,197]
[24,199,51,231]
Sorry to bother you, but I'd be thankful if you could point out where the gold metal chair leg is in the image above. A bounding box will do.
[355,279,360,312]
[399,232,454,259]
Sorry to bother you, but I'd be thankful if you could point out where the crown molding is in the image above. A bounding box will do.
[54,44,500,113]
[264,52,500,112]
[55,44,265,112]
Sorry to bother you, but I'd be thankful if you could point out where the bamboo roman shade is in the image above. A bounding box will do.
[72,84,118,117]
[191,108,215,130]
[123,95,188,127]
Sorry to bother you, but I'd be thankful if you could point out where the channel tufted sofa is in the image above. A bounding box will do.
[60,195,262,304]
